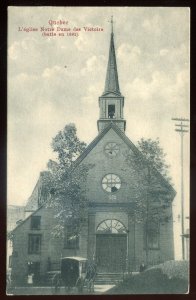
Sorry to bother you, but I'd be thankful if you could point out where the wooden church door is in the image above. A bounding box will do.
[96,219,127,273]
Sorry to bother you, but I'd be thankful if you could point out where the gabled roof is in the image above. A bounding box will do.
[73,122,176,197]
[25,171,50,212]
[12,123,175,234]
[11,205,44,233]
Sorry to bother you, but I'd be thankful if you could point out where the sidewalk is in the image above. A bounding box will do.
[8,284,115,295]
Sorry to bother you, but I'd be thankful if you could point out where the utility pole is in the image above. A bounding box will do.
[172,118,189,260]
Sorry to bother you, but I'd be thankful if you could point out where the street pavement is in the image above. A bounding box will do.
[8,284,116,295]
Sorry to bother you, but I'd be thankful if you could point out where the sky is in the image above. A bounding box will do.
[8,7,190,259]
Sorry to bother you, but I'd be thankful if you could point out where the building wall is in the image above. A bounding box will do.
[81,128,174,270]
[11,206,89,285]
[11,203,174,284]
[11,128,174,284]
[159,207,174,262]
[82,128,142,204]
[7,205,26,272]
[98,120,125,132]
[12,207,60,284]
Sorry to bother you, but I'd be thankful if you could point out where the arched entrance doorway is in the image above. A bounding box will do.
[96,219,127,273]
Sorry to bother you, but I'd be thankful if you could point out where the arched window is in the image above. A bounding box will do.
[97,219,127,234]
[108,105,115,119]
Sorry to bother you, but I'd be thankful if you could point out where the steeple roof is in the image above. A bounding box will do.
[103,29,121,96]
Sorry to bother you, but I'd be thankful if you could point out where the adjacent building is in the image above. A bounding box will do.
[7,205,25,272]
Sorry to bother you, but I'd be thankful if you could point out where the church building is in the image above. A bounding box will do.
[11,24,176,286]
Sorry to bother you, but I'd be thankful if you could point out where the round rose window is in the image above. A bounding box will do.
[102,174,121,193]
[105,142,119,157]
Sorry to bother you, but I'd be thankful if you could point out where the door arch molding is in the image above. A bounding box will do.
[96,219,127,234]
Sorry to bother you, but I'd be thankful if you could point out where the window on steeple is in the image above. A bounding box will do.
[108,105,115,119]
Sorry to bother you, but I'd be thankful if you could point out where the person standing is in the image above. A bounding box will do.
[27,273,34,286]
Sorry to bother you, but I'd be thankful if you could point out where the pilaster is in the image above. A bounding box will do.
[87,213,96,261]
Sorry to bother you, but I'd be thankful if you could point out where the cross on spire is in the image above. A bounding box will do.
[109,15,114,34]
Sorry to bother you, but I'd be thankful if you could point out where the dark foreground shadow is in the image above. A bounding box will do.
[105,269,188,294]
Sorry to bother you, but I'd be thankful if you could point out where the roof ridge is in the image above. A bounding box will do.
[72,123,113,169]
[111,124,176,194]
[11,205,45,233]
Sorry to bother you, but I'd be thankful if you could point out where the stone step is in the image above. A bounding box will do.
[95,273,124,285]
[46,271,61,285]
[46,271,124,285]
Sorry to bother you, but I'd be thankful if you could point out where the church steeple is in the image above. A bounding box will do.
[97,17,126,133]
[103,17,121,96]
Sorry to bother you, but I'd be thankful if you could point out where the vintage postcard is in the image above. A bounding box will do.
[7,6,190,295]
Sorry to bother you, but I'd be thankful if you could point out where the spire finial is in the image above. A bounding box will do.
[108,15,114,34]
[111,15,113,34]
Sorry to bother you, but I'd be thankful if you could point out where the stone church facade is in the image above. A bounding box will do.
[11,27,175,285]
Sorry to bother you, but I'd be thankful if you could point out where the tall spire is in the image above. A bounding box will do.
[97,17,126,133]
[103,16,121,95]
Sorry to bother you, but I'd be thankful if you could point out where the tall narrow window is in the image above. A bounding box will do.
[28,234,41,254]
[108,105,115,118]
[9,255,12,268]
[144,220,160,249]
